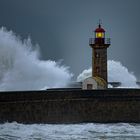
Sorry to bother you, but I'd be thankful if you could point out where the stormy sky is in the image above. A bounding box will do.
[0,0,140,80]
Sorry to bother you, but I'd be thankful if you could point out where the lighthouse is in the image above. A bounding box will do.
[90,23,110,87]
[82,23,110,89]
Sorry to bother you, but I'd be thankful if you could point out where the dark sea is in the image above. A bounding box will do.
[0,122,140,140]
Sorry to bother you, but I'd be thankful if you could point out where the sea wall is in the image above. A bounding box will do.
[0,89,140,123]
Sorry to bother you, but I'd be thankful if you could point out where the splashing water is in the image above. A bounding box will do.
[108,60,139,88]
[0,27,72,91]
[0,27,139,90]
[0,122,140,140]
[77,60,139,88]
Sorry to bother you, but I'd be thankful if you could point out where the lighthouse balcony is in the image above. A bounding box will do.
[89,38,111,45]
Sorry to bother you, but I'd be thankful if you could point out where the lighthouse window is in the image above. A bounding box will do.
[96,32,104,38]
[96,67,100,73]
[95,52,100,58]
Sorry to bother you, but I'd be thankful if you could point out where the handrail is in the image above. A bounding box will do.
[89,38,111,45]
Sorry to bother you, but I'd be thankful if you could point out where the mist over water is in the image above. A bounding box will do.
[77,60,139,88]
[0,27,72,91]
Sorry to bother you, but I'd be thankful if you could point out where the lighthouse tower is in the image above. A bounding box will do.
[89,23,110,88]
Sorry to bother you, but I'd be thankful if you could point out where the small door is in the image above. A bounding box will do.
[87,84,93,89]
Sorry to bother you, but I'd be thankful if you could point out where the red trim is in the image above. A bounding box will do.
[95,28,105,32]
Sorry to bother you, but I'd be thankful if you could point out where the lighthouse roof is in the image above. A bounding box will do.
[95,24,105,32]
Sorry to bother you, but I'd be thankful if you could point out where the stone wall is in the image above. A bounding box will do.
[0,89,140,123]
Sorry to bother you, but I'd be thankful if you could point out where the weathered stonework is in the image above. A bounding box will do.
[0,89,140,123]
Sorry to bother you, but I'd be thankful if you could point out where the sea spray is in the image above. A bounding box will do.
[0,27,138,90]
[77,60,139,88]
[0,27,72,91]
[108,60,138,88]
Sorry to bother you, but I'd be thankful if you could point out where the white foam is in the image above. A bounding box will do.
[0,27,72,91]
[0,122,140,139]
[77,60,139,88]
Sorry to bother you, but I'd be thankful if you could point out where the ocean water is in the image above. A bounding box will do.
[0,122,140,140]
